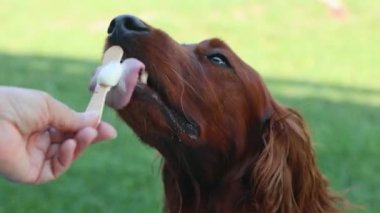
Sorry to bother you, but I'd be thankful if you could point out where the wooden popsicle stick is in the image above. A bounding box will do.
[102,46,123,65]
[85,85,110,114]
[86,46,124,123]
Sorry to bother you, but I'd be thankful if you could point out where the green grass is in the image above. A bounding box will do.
[0,0,379,212]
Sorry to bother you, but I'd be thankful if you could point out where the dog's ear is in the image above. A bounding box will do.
[250,102,342,212]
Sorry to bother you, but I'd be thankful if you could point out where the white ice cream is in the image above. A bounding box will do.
[97,61,123,87]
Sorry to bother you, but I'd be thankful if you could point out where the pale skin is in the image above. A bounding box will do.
[0,86,117,184]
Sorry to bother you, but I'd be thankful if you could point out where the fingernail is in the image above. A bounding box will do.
[111,129,118,139]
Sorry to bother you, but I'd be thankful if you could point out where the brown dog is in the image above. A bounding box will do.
[98,15,343,213]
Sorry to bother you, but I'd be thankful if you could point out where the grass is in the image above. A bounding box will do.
[0,0,379,212]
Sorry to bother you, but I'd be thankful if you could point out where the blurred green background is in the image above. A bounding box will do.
[0,0,379,212]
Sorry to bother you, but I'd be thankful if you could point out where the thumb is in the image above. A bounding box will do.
[45,95,99,132]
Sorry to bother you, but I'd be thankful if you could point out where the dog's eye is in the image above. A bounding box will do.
[207,53,231,68]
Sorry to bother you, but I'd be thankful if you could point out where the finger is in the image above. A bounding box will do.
[28,131,51,158]
[36,139,76,184]
[48,128,74,143]
[57,139,76,169]
[93,122,117,144]
[44,94,99,132]
[73,127,97,159]
[46,144,60,159]
[48,128,65,143]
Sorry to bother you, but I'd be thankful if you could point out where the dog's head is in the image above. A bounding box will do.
[93,15,342,212]
[98,15,278,184]
[103,15,271,156]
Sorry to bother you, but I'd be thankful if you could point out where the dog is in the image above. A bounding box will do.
[96,15,344,213]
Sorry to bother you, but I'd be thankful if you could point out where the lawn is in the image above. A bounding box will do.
[0,0,379,212]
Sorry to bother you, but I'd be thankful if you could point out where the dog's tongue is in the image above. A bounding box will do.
[106,58,145,109]
[90,58,145,109]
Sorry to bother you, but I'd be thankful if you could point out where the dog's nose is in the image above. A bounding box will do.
[108,15,148,37]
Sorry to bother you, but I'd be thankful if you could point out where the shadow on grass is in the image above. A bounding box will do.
[0,52,379,212]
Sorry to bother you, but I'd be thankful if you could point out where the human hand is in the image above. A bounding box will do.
[0,87,117,184]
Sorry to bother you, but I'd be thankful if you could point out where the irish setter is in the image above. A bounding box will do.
[98,15,344,213]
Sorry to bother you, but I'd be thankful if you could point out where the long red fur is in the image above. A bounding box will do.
[107,16,345,212]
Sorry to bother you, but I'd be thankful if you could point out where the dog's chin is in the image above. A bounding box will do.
[126,82,201,144]
[113,71,201,144]
[100,41,201,143]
